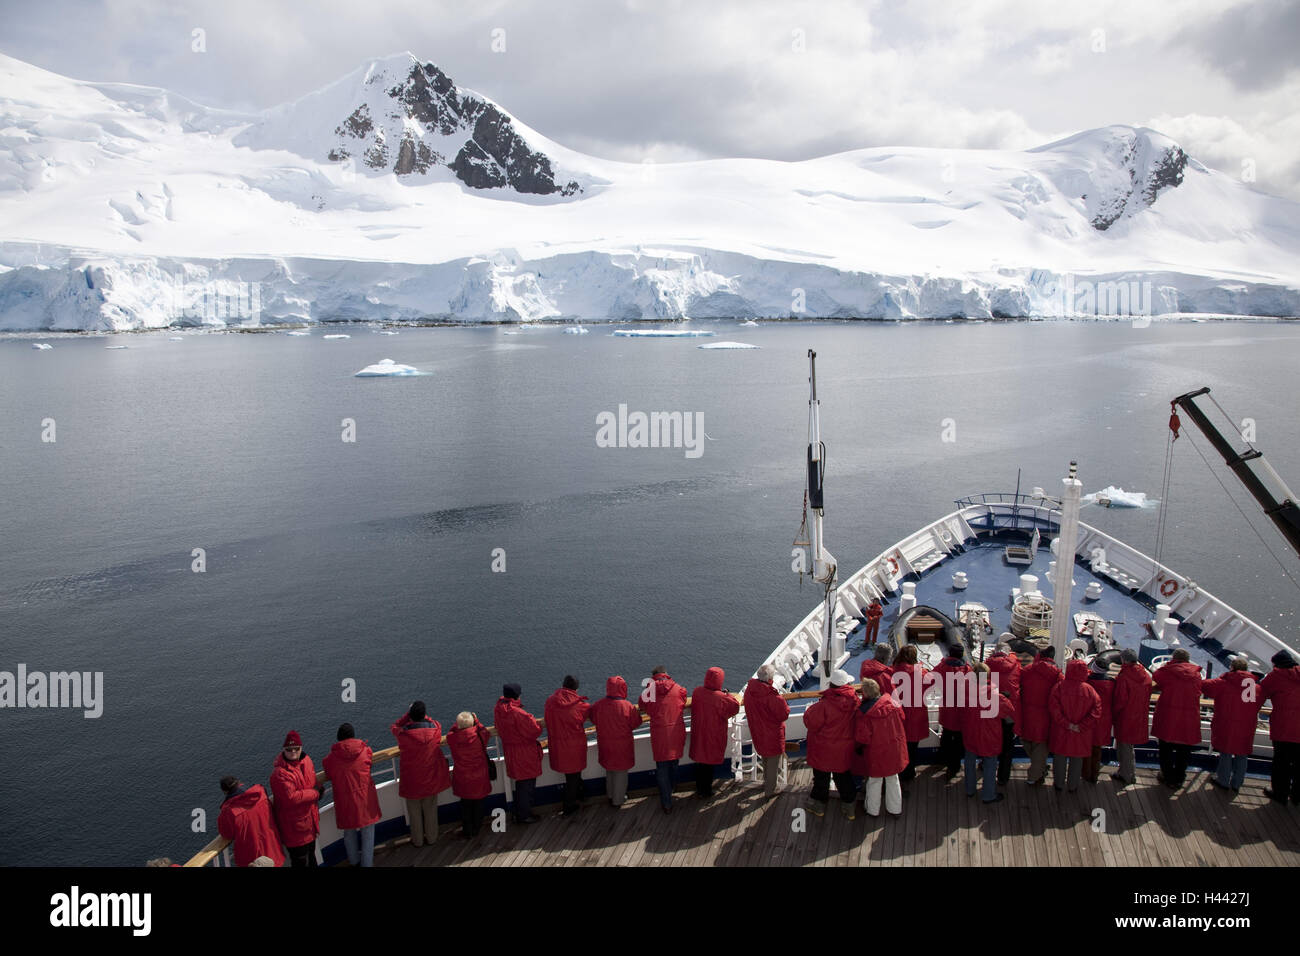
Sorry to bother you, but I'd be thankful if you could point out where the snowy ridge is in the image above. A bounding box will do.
[1,52,1298,328]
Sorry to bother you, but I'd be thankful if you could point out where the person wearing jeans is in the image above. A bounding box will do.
[641,667,688,814]
[1202,658,1263,793]
[323,723,382,866]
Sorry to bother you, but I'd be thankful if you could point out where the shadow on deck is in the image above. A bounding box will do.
[372,763,1300,867]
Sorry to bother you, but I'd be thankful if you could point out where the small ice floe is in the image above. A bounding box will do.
[105,345,129,349]
[613,329,715,338]
[354,358,422,377]
[739,319,759,327]
[698,341,759,350]
[286,329,312,337]
[563,326,590,335]
[1084,486,1154,509]
[323,334,350,340]
[168,336,184,341]
[32,342,53,350]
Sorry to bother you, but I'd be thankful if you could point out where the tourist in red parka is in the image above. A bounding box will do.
[590,676,643,807]
[744,664,791,799]
[323,723,382,866]
[933,645,973,777]
[1260,650,1300,803]
[1083,660,1116,783]
[390,701,451,847]
[545,676,592,816]
[1152,650,1204,789]
[447,711,492,836]
[962,661,1016,803]
[1017,646,1063,785]
[218,776,285,867]
[859,644,894,698]
[1110,648,1153,785]
[1049,660,1102,792]
[641,667,688,811]
[1202,658,1263,792]
[855,679,909,816]
[986,644,1022,785]
[804,669,860,818]
[494,684,543,824]
[269,731,321,867]
[889,645,932,782]
[689,666,741,800]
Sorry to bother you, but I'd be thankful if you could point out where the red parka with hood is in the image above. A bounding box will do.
[1111,661,1154,745]
[1260,663,1300,743]
[689,667,741,765]
[889,663,933,742]
[589,677,643,771]
[1202,670,1263,755]
[640,672,688,761]
[390,714,452,799]
[494,697,543,780]
[447,721,492,799]
[1087,672,1116,748]
[858,659,894,698]
[1152,660,1205,746]
[1016,656,1063,740]
[219,783,285,867]
[986,653,1022,707]
[964,687,1016,758]
[933,656,973,730]
[743,676,791,757]
[854,694,909,777]
[1048,660,1102,757]
[269,752,320,848]
[323,738,382,830]
[544,686,592,774]
[803,684,859,773]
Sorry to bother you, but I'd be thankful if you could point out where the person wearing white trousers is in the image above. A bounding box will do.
[854,679,908,817]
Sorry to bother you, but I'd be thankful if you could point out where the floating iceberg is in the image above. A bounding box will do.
[105,345,128,349]
[739,319,759,327]
[613,329,715,338]
[32,342,52,350]
[698,341,759,349]
[286,329,311,336]
[323,334,350,339]
[1084,486,1155,509]
[377,330,399,335]
[168,336,184,341]
[354,358,422,377]
[563,326,590,334]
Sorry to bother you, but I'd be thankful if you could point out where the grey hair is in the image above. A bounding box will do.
[456,711,475,729]
[757,664,776,682]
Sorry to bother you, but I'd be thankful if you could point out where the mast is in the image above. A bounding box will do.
[806,350,840,687]
[1048,461,1082,660]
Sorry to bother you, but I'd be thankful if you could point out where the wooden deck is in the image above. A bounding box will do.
[373,762,1300,867]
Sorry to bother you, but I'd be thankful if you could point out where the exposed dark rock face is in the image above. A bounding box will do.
[1090,133,1188,231]
[326,59,581,196]
[1142,145,1187,206]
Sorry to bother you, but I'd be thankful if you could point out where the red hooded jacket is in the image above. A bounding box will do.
[1016,656,1063,740]
[963,687,1016,758]
[743,676,790,757]
[1111,661,1154,744]
[858,659,894,698]
[689,667,741,765]
[804,684,859,773]
[889,663,933,742]
[854,694,909,777]
[390,714,452,799]
[1049,660,1102,757]
[1260,665,1300,743]
[986,653,1022,707]
[640,672,688,761]
[219,783,284,867]
[269,752,320,849]
[933,657,973,730]
[1087,673,1116,748]
[1202,670,1263,755]
[589,677,643,771]
[544,686,592,774]
[494,697,543,780]
[1152,660,1204,746]
[323,738,381,830]
[447,721,492,799]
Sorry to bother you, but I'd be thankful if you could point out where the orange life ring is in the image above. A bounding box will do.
[886,556,900,576]
[1160,578,1178,598]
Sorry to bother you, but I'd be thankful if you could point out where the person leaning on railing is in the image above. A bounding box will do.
[447,711,492,837]
[1048,660,1101,793]
[1151,649,1204,790]
[1202,658,1263,793]
[743,664,790,800]
[589,676,643,807]
[323,723,382,867]
[688,667,742,801]
[1018,645,1062,786]
[495,683,544,825]
[1260,649,1300,804]
[804,669,860,820]
[217,775,284,868]
[641,666,688,814]
[390,701,451,847]
[545,676,592,817]
[1109,648,1153,787]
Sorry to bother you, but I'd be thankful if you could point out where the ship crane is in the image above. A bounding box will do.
[803,350,843,688]
[1170,387,1300,560]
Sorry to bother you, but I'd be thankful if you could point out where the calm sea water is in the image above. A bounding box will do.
[1,320,1298,865]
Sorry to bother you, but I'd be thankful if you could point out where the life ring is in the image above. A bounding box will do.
[886,556,900,576]
[1160,578,1179,598]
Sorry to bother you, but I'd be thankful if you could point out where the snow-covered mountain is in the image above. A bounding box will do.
[1,51,1297,330]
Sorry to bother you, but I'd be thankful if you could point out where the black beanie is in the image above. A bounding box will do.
[563,675,579,691]
[503,683,521,700]
[1272,650,1297,668]
[409,701,427,721]
[337,722,355,741]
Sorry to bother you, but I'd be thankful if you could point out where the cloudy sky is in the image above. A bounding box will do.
[3,0,1298,198]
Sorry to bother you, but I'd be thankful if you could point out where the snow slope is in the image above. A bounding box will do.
[1,51,1297,329]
